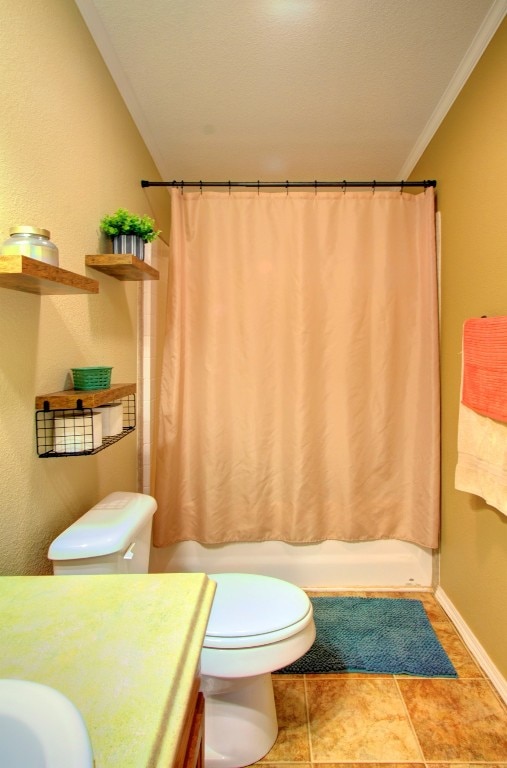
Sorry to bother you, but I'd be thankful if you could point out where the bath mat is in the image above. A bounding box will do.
[276,597,457,677]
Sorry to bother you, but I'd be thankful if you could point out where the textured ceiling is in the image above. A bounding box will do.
[76,0,505,182]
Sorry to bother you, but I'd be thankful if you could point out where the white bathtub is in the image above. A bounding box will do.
[149,539,434,588]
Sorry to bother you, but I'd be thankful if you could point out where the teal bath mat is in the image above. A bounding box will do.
[276,597,457,677]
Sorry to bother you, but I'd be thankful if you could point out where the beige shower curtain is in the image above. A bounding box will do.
[153,187,439,548]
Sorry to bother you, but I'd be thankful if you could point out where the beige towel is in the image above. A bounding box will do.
[455,402,507,516]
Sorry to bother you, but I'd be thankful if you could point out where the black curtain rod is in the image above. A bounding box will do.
[141,179,436,190]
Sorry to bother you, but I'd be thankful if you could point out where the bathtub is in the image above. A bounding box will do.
[149,539,434,588]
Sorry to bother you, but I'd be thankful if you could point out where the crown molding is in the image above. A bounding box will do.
[399,0,507,179]
[74,0,167,178]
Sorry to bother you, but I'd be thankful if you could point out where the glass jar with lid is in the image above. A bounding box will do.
[1,226,59,267]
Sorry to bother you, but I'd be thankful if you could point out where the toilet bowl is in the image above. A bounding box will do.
[201,572,315,768]
[48,493,316,768]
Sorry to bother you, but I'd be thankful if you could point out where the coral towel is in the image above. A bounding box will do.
[462,316,507,423]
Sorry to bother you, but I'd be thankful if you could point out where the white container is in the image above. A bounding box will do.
[53,411,102,454]
[94,402,123,436]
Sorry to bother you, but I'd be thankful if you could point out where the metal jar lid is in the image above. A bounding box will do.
[9,226,51,238]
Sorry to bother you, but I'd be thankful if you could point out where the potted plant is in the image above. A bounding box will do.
[99,208,161,261]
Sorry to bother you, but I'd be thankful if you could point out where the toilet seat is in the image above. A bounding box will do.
[200,573,316,766]
[204,573,313,649]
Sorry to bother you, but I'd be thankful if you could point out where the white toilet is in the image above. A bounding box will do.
[48,492,316,768]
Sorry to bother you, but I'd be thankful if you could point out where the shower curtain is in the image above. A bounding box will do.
[153,187,439,548]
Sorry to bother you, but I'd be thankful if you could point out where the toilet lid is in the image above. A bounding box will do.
[205,573,311,641]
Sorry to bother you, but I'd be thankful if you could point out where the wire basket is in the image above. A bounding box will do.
[71,366,112,390]
[36,395,136,457]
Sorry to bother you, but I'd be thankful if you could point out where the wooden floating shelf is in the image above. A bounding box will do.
[35,383,136,410]
[86,254,159,281]
[0,255,99,295]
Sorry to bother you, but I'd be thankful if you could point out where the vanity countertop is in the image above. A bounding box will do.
[0,573,216,767]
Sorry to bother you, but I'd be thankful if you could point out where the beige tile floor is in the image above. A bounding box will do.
[258,591,507,768]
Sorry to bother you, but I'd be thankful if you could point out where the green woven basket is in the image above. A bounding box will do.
[71,366,112,390]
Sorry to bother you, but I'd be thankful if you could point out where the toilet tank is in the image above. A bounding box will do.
[48,492,157,575]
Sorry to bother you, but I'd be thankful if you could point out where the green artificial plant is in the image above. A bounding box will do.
[100,208,161,243]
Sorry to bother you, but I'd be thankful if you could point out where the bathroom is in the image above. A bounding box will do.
[1,0,507,764]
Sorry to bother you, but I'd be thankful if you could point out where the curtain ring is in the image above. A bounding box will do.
[372,180,376,195]
[314,180,317,196]
[400,180,405,195]
[257,180,260,196]
[199,180,203,195]
[342,180,346,195]
[286,180,289,196]
[228,180,231,196]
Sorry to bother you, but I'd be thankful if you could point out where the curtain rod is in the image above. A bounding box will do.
[141,179,436,190]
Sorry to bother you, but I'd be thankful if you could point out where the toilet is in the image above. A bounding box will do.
[48,492,316,768]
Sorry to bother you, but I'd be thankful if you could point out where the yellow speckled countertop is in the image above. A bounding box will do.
[0,573,216,767]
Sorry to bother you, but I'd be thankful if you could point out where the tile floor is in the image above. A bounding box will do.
[258,591,507,768]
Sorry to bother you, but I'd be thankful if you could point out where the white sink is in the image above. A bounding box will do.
[0,679,94,767]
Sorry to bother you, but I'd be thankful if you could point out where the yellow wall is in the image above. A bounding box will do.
[411,18,507,677]
[0,0,169,575]
[2,0,506,681]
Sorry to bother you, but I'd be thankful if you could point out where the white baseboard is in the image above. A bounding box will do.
[435,586,507,705]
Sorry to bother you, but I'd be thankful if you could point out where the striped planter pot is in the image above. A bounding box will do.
[113,234,145,260]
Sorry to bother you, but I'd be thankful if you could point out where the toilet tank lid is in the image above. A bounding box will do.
[48,492,157,560]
